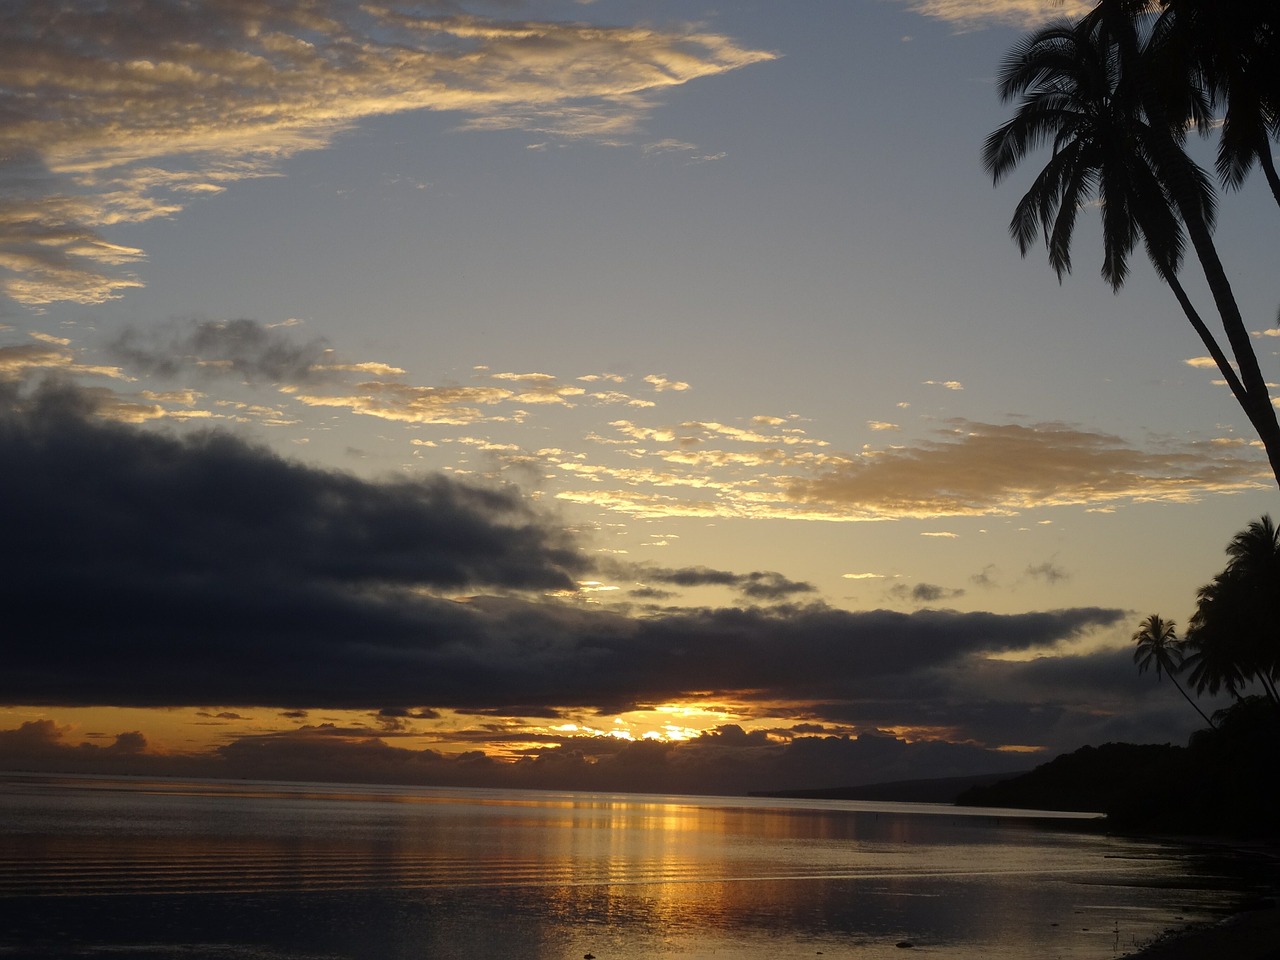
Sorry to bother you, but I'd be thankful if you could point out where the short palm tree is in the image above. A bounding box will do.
[1132,614,1215,727]
[985,9,1280,488]
[1184,515,1280,706]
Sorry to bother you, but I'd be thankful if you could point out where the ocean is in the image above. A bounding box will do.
[0,773,1261,959]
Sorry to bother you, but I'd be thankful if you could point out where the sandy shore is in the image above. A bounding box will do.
[1122,896,1280,960]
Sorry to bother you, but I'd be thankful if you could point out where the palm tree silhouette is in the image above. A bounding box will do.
[1132,614,1215,727]
[1156,0,1280,206]
[984,7,1280,488]
[1185,515,1280,706]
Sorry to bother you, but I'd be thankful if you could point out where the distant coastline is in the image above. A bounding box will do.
[748,770,1022,805]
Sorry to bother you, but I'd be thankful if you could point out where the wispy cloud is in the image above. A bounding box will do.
[1,334,131,382]
[105,318,661,424]
[0,0,774,306]
[887,581,965,604]
[609,563,816,601]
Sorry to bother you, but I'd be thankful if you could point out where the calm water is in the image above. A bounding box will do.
[0,774,1262,960]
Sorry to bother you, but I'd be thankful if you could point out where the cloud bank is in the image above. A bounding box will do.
[2,383,1125,719]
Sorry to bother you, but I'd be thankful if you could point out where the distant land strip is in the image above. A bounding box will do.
[748,772,1022,805]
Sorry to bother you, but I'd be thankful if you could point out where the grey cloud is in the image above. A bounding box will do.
[970,564,1000,589]
[111,318,336,385]
[1027,560,1069,584]
[627,586,677,600]
[618,563,817,601]
[887,582,965,604]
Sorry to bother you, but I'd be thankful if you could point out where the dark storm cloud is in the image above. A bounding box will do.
[1,381,596,706]
[3,381,584,591]
[110,318,338,385]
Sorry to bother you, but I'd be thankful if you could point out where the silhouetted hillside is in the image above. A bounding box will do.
[1105,698,1280,836]
[956,703,1279,836]
[955,742,1182,814]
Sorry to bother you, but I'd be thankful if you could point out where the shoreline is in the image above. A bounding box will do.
[1120,834,1280,960]
[1123,895,1280,959]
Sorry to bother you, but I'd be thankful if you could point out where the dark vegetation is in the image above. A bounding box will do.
[955,743,1179,815]
[956,517,1280,836]
[956,701,1278,837]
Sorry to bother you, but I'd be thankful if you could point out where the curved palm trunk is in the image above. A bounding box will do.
[1161,271,1250,407]
[1156,200,1280,487]
[1090,1,1280,488]
[1254,667,1280,705]
[1146,117,1280,488]
[1171,673,1217,728]
[1177,203,1280,488]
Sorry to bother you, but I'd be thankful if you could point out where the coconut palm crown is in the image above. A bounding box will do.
[1132,613,1215,727]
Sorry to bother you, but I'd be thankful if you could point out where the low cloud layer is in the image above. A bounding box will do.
[2,717,1041,795]
[0,0,772,306]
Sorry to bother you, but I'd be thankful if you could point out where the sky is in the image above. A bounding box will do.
[2,0,1277,797]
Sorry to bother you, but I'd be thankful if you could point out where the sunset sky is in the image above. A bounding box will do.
[2,0,1277,796]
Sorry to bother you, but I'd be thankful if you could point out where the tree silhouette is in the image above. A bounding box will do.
[1156,0,1280,206]
[985,4,1280,488]
[1132,613,1215,727]
[1184,515,1280,707]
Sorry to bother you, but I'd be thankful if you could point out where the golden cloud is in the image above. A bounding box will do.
[786,420,1268,518]
[0,338,131,381]
[0,1,773,306]
[904,0,1092,29]
[293,382,516,425]
[644,375,692,392]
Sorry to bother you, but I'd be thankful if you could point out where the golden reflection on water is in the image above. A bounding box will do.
[1,774,1249,960]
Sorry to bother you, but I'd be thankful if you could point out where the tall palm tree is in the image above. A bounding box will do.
[985,9,1280,489]
[1132,614,1216,727]
[1157,0,1280,207]
[984,20,1187,292]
